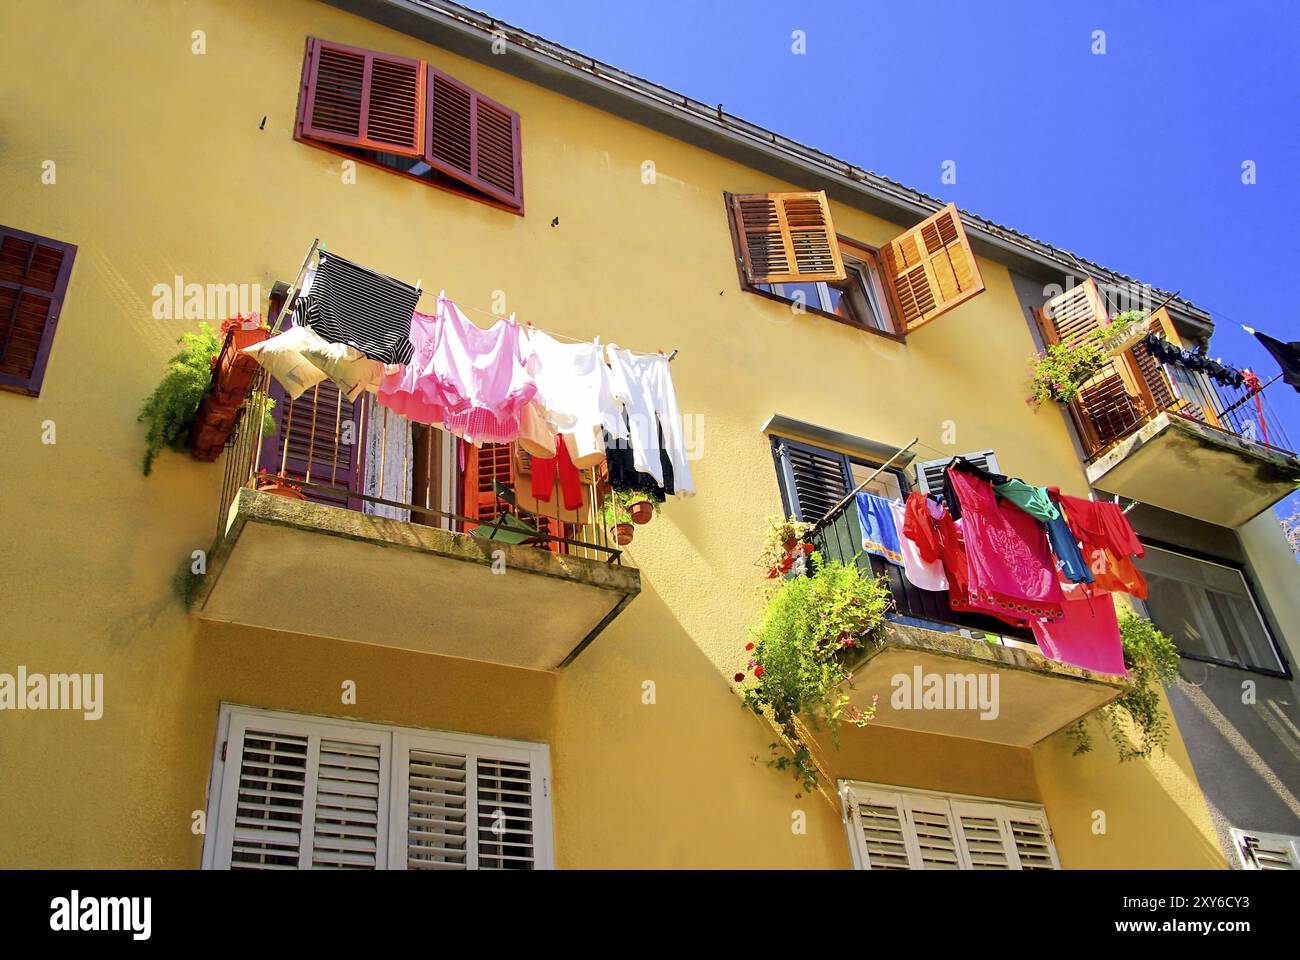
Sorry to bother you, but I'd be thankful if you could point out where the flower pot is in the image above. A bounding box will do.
[610,523,634,546]
[257,478,306,500]
[629,500,654,525]
[782,537,798,552]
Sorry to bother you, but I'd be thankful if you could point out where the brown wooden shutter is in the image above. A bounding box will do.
[0,226,76,396]
[730,191,846,284]
[425,66,524,210]
[462,441,516,530]
[879,203,985,332]
[298,38,425,156]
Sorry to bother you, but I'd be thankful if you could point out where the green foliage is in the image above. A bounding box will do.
[756,514,814,577]
[600,489,636,527]
[138,323,221,475]
[1028,310,1147,406]
[1065,611,1181,762]
[738,554,892,791]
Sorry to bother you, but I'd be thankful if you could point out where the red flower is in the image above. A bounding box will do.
[745,642,754,651]
[801,543,813,554]
[734,673,744,683]
[754,665,765,678]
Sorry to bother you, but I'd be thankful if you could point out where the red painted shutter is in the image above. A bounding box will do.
[0,226,76,396]
[297,38,425,156]
[261,378,367,509]
[461,442,516,530]
[425,66,524,210]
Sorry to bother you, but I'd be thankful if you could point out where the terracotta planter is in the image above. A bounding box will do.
[629,500,654,525]
[610,523,635,546]
[783,537,798,553]
[257,478,306,500]
[211,323,268,407]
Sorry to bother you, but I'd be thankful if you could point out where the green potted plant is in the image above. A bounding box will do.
[601,490,636,545]
[139,323,223,475]
[1028,310,1147,406]
[736,553,892,791]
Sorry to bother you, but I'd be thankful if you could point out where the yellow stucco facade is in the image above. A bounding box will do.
[0,0,1228,868]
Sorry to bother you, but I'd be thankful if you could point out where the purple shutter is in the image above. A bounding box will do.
[296,37,425,157]
[0,226,77,396]
[425,65,524,210]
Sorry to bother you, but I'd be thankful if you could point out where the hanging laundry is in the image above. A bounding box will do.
[530,440,585,512]
[377,309,455,426]
[855,492,904,566]
[947,464,1064,621]
[243,324,384,400]
[994,479,1093,585]
[604,418,673,502]
[605,345,694,496]
[1031,592,1128,676]
[890,498,946,591]
[293,252,420,364]
[940,455,1009,520]
[523,329,624,468]
[1053,491,1148,598]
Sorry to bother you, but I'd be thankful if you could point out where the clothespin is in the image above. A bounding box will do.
[667,349,678,362]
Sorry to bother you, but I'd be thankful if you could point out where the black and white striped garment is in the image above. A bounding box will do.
[292,252,420,365]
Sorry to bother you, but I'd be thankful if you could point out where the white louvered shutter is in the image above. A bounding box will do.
[391,731,552,870]
[214,714,390,870]
[844,787,913,870]
[913,450,1000,495]
[1005,808,1060,869]
[951,800,1018,869]
[902,793,963,869]
[1233,829,1300,870]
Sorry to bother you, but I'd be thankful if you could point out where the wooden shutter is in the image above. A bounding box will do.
[775,437,852,523]
[461,441,516,529]
[1004,808,1060,869]
[261,378,367,509]
[298,38,425,156]
[0,225,76,396]
[902,794,963,869]
[912,449,1000,495]
[391,730,552,870]
[879,203,984,332]
[1233,829,1300,870]
[425,66,524,210]
[730,191,846,284]
[844,787,913,870]
[213,712,391,871]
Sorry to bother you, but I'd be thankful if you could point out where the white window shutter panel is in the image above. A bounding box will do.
[913,449,999,494]
[394,742,474,869]
[310,735,390,869]
[1232,829,1300,870]
[213,721,310,870]
[845,786,914,869]
[1004,807,1060,870]
[950,801,1016,869]
[902,793,964,869]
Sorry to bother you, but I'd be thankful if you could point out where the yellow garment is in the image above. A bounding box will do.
[244,325,384,400]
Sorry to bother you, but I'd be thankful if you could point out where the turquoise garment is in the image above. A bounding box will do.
[993,479,1060,522]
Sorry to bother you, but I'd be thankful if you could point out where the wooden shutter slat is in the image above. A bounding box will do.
[262,378,366,509]
[731,191,845,284]
[880,203,985,332]
[425,66,524,210]
[299,38,425,157]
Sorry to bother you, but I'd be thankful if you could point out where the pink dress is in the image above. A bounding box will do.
[378,296,537,445]
[947,468,1064,622]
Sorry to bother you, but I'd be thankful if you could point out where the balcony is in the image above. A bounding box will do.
[191,383,640,672]
[1061,312,1300,527]
[808,498,1127,747]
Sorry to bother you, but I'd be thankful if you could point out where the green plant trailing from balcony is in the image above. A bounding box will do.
[1028,309,1148,406]
[756,514,814,578]
[138,322,275,475]
[1064,611,1181,762]
[736,552,891,792]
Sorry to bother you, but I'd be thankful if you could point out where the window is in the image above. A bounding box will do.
[841,781,1059,870]
[726,194,985,336]
[756,240,897,334]
[0,225,76,396]
[1230,829,1300,870]
[296,38,524,213]
[203,705,553,870]
[1135,545,1286,675]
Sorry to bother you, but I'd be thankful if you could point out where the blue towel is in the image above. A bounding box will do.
[855,492,904,566]
[1046,514,1094,584]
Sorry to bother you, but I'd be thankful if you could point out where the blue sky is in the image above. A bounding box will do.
[480,0,1299,515]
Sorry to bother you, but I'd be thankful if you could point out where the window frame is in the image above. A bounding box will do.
[201,704,555,870]
[839,780,1059,871]
[1135,539,1291,679]
[0,224,77,397]
[723,193,904,341]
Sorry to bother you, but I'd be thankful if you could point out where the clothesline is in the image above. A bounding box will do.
[433,288,679,362]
